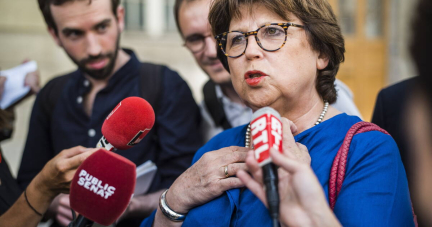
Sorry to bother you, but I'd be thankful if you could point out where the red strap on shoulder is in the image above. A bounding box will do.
[328,122,389,209]
[328,121,417,226]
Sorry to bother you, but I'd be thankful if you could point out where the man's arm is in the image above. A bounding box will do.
[151,67,203,189]
[121,67,203,218]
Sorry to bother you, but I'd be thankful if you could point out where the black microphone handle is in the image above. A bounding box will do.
[262,163,279,226]
[68,215,94,227]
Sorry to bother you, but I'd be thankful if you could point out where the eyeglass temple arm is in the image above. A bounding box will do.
[288,23,304,28]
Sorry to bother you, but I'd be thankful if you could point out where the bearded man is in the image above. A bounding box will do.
[17,0,202,226]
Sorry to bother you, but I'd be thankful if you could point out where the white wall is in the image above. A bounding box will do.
[0,0,46,32]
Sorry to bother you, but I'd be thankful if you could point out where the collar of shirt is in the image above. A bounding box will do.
[53,48,143,149]
[76,48,141,98]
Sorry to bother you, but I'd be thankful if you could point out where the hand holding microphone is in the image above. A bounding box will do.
[0,147,98,227]
[33,147,99,226]
[36,96,152,227]
[237,107,312,226]
[238,147,341,227]
[237,109,339,227]
[68,149,137,227]
[248,107,284,226]
[64,97,156,227]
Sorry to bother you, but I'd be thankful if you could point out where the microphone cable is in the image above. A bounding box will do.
[68,208,94,227]
[263,163,280,227]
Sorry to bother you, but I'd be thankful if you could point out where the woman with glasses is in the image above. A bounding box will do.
[140,0,415,226]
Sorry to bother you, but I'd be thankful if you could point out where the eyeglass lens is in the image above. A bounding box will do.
[185,35,206,53]
[222,25,287,57]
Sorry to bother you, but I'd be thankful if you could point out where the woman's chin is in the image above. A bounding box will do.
[245,99,275,111]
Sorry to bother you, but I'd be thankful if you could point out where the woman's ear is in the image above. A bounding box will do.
[317,53,330,70]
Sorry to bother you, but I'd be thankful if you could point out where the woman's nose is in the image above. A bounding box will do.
[244,35,263,60]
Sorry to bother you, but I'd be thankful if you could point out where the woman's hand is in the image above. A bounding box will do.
[39,147,99,226]
[165,146,250,214]
[1,146,99,227]
[281,118,311,165]
[238,148,341,227]
[34,146,99,200]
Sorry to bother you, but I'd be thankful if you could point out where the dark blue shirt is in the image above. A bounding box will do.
[17,49,202,194]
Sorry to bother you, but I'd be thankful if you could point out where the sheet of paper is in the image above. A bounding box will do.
[0,61,37,109]
[134,160,158,196]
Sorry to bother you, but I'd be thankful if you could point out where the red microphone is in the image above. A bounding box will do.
[250,107,283,164]
[97,96,155,151]
[250,107,283,226]
[68,96,154,226]
[69,149,136,226]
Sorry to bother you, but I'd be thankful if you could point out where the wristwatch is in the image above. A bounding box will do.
[159,189,187,222]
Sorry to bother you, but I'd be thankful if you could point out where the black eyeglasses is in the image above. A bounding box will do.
[215,22,304,58]
[183,34,212,53]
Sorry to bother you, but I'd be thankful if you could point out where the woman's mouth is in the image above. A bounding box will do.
[244,70,269,86]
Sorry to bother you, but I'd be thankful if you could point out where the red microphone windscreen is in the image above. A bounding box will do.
[251,107,283,166]
[102,97,155,150]
[70,149,136,226]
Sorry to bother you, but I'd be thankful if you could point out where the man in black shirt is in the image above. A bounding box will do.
[17,0,202,226]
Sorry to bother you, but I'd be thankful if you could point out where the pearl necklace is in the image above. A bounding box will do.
[245,101,329,148]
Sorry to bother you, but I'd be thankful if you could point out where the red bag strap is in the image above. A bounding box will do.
[328,121,418,226]
[329,122,389,209]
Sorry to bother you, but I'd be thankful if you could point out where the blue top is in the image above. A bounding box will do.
[141,113,414,226]
[17,49,203,194]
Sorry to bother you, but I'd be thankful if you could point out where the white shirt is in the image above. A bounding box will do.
[333,79,362,119]
[200,85,252,142]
